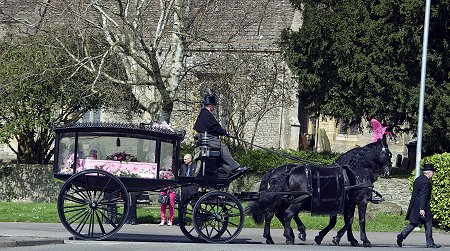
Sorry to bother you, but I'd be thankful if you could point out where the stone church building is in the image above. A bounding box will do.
[0,0,411,165]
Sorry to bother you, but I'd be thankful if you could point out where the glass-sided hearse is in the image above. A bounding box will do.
[53,122,245,243]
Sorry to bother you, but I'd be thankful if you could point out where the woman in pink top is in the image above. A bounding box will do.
[159,169,176,226]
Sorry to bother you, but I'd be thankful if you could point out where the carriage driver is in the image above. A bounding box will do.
[193,94,248,176]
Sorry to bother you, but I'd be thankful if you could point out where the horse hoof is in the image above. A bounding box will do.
[286,240,294,245]
[265,238,275,244]
[299,233,306,242]
[363,241,372,247]
[314,236,322,245]
[332,237,340,246]
[350,241,360,247]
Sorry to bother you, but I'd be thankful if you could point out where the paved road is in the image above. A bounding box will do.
[0,222,449,250]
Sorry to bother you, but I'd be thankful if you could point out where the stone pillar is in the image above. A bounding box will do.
[289,117,301,150]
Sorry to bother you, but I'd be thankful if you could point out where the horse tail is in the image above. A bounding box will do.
[246,173,288,225]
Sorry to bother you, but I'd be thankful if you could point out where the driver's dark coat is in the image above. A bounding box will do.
[405,174,433,223]
[193,108,227,137]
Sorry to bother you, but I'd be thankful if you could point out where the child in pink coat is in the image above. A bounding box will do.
[159,169,176,226]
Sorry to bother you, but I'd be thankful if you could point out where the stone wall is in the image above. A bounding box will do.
[1,164,412,213]
[373,177,411,212]
[312,116,414,169]
[0,164,60,202]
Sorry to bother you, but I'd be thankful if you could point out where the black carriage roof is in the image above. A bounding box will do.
[53,122,185,141]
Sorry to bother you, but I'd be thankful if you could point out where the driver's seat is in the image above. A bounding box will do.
[193,133,230,178]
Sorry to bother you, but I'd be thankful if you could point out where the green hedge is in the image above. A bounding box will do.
[233,147,339,174]
[422,153,450,230]
[181,143,339,174]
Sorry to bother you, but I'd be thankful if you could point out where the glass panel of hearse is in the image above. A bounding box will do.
[58,132,158,179]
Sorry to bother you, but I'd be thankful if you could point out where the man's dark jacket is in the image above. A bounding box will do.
[180,162,196,177]
[193,108,227,137]
[405,174,433,223]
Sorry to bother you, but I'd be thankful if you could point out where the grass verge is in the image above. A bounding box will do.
[0,201,408,232]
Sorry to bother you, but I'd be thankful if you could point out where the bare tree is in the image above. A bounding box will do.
[1,0,267,123]
[192,52,296,146]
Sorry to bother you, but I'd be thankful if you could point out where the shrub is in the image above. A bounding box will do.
[422,153,450,230]
[233,147,339,174]
[182,141,340,174]
[180,143,195,159]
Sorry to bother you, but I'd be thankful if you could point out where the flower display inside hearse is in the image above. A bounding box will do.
[59,150,157,178]
[159,170,175,180]
[103,167,139,178]
[106,151,138,162]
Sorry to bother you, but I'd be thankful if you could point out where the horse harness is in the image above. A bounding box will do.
[271,164,384,214]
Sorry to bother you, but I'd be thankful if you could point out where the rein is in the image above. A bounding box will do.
[340,165,375,191]
[345,182,373,190]
[228,135,322,164]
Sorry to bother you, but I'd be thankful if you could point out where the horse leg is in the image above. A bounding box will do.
[333,204,358,246]
[357,202,371,247]
[293,213,306,241]
[283,204,301,245]
[345,223,359,246]
[276,210,295,241]
[263,212,275,244]
[344,205,360,246]
[314,215,337,245]
[345,217,358,246]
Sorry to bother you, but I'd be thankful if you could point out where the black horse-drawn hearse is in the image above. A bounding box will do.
[53,122,391,245]
[53,122,248,243]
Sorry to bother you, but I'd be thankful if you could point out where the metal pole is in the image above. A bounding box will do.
[415,0,432,178]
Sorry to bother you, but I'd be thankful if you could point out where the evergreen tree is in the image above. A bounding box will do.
[281,0,449,154]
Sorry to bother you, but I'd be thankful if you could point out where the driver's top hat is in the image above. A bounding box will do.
[423,163,436,172]
[202,95,217,105]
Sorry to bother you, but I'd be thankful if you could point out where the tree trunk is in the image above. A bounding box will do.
[14,129,55,164]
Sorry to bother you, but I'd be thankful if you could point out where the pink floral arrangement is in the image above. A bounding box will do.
[106,151,137,162]
[159,170,174,180]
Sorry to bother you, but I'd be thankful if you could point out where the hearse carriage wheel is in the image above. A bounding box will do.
[178,192,205,242]
[57,169,130,240]
[192,191,244,243]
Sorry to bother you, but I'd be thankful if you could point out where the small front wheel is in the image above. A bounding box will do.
[57,169,129,240]
[192,191,244,243]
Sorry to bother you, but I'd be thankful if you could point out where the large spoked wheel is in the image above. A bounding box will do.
[192,191,244,243]
[57,169,130,240]
[178,192,205,243]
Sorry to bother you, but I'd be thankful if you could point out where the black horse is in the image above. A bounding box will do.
[256,163,307,244]
[315,137,392,247]
[247,137,392,246]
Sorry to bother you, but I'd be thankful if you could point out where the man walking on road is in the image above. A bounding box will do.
[397,164,440,248]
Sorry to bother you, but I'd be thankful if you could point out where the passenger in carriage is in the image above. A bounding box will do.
[180,154,196,177]
[86,149,97,160]
[179,154,198,203]
[63,144,83,169]
[193,94,248,176]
